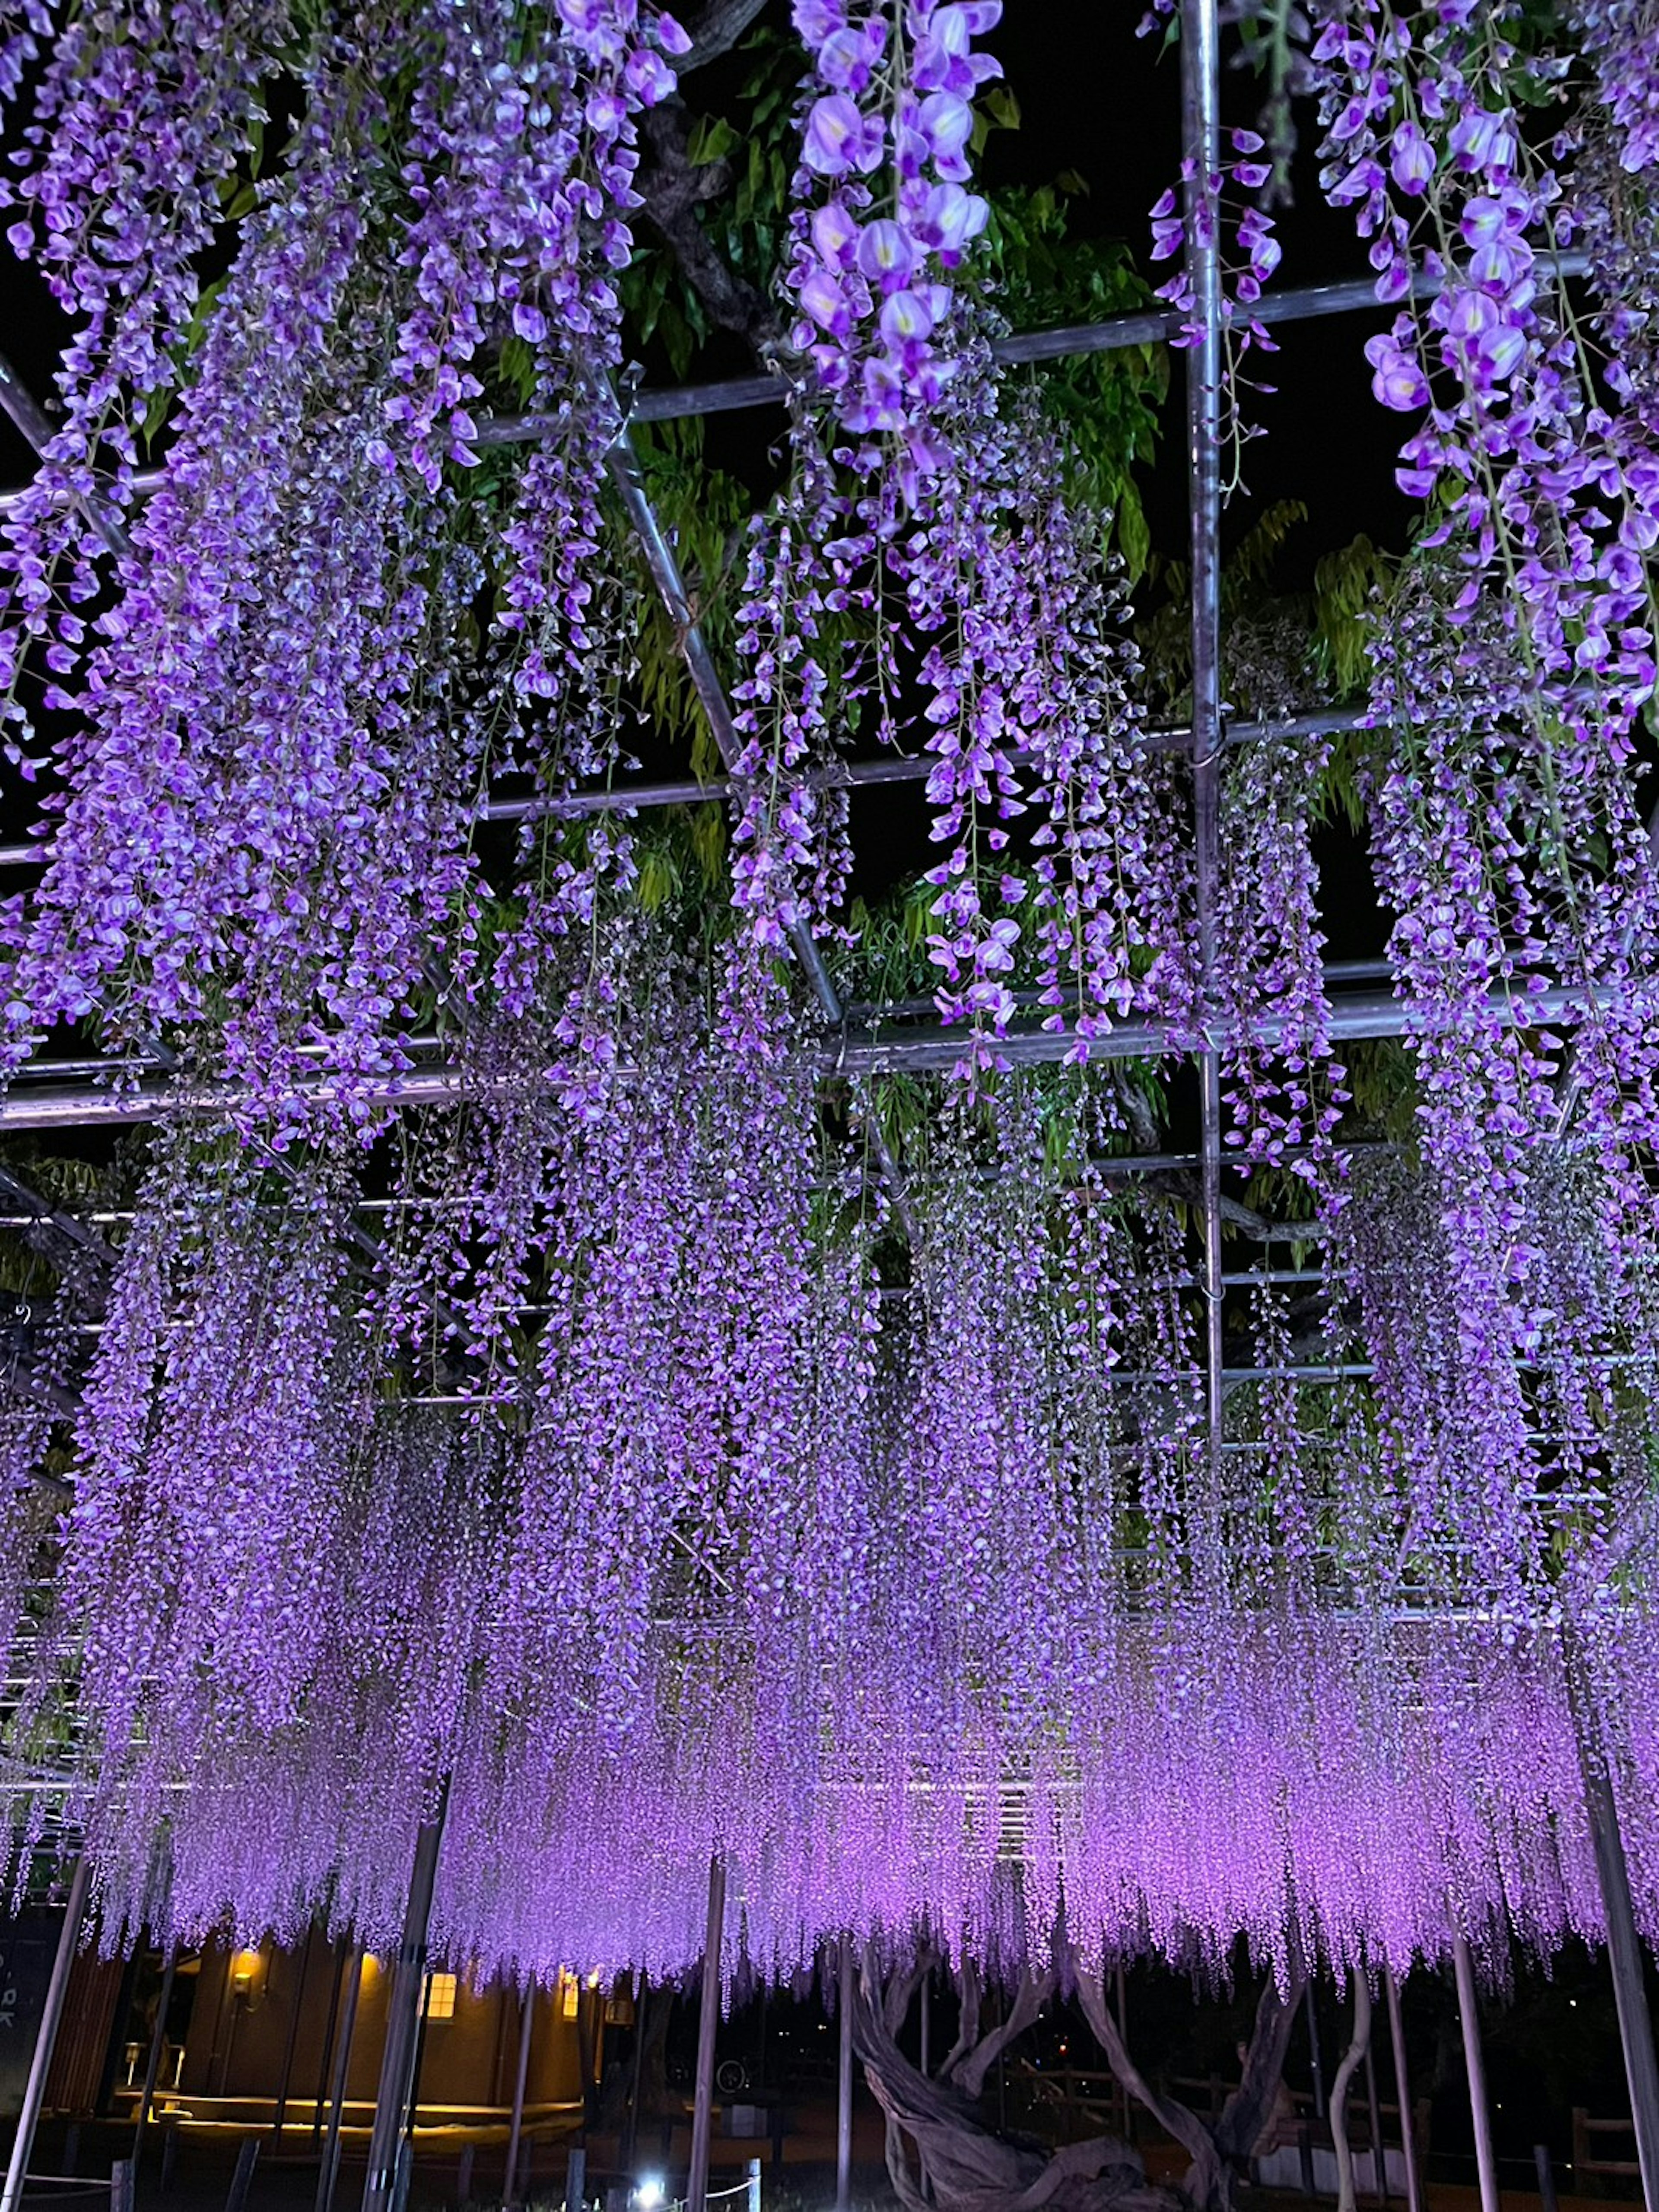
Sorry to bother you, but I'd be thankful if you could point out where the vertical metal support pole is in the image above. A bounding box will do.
[133,1947,177,2174]
[505,1986,534,2209]
[1532,2142,1559,2212]
[1570,1655,1659,2212]
[1450,1936,1500,2212]
[273,1929,313,2139]
[746,2155,761,2212]
[1178,0,1227,1518]
[363,1785,449,2212]
[836,1937,853,2212]
[1,1854,93,2212]
[565,2142,586,2212]
[918,1972,930,2079]
[622,1972,646,2177]
[225,2136,260,2212]
[1381,1967,1423,2212]
[311,1942,350,2153]
[315,1944,363,2212]
[1305,1982,1326,2122]
[110,2158,134,2212]
[686,1856,726,2212]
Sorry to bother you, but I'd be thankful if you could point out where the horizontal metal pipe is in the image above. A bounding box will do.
[0,257,1588,522]
[0,711,1369,873]
[0,980,1629,1127]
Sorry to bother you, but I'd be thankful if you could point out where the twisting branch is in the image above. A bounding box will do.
[671,0,772,70]
[850,1950,1174,2212]
[637,98,779,349]
[1073,1950,1306,2212]
[949,1971,1057,2100]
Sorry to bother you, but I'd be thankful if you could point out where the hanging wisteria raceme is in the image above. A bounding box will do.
[0,0,292,760]
[1148,129,1284,489]
[786,0,999,491]
[1214,727,1344,1172]
[0,0,49,120]
[1308,0,1659,738]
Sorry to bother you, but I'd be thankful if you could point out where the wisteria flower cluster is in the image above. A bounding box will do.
[786,0,999,491]
[1148,131,1284,489]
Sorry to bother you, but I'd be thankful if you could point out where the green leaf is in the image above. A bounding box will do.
[686,113,739,165]
[982,82,1021,131]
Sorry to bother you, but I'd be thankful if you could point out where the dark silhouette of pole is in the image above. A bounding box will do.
[132,1945,177,2184]
[836,1937,853,2212]
[1380,1965,1424,2212]
[363,1786,449,2212]
[621,1973,646,2177]
[273,1928,314,2139]
[1450,1936,1500,2212]
[686,1857,726,2212]
[311,1941,351,2153]
[1572,1693,1659,2204]
[315,1944,364,2212]
[1,1856,93,2212]
[504,1985,534,2209]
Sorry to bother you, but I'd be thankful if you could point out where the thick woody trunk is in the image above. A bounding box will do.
[850,1955,1177,2212]
[1073,1952,1306,2212]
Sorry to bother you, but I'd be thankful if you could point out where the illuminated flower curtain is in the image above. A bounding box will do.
[0,0,1655,1989]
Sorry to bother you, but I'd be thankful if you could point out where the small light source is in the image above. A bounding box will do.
[424,1971,458,2022]
[633,2180,665,2212]
[560,1972,580,2022]
[229,1948,262,1996]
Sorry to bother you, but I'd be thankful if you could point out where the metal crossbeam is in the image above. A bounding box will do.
[0,258,1591,528]
[0,980,1637,1124]
[0,705,1371,875]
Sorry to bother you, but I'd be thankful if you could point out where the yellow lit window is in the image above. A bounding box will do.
[424,1971,458,2022]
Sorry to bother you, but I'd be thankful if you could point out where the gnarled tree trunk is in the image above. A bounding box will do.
[1072,1950,1306,2212]
[851,1950,1177,2212]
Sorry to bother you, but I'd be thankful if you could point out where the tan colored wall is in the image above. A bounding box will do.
[181,1934,583,2114]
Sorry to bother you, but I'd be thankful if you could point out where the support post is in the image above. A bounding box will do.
[1177,0,1227,1530]
[315,1944,364,2212]
[566,2141,586,2212]
[110,2159,134,2212]
[1569,1655,1659,2212]
[1363,2034,1388,2202]
[273,1928,313,2140]
[0,1855,93,2212]
[746,2155,760,2212]
[225,2136,260,2212]
[685,1856,726,2212]
[363,1783,449,2212]
[311,1941,351,2153]
[1532,2142,1559,2212]
[1380,1966,1424,2212]
[918,1971,930,2078]
[505,1985,534,2210]
[836,1936,853,2212]
[622,1971,646,2176]
[133,1947,177,2178]
[1450,1935,1500,2212]
[1305,1981,1326,2122]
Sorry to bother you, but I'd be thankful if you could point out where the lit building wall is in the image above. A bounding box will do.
[179,1934,586,2117]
